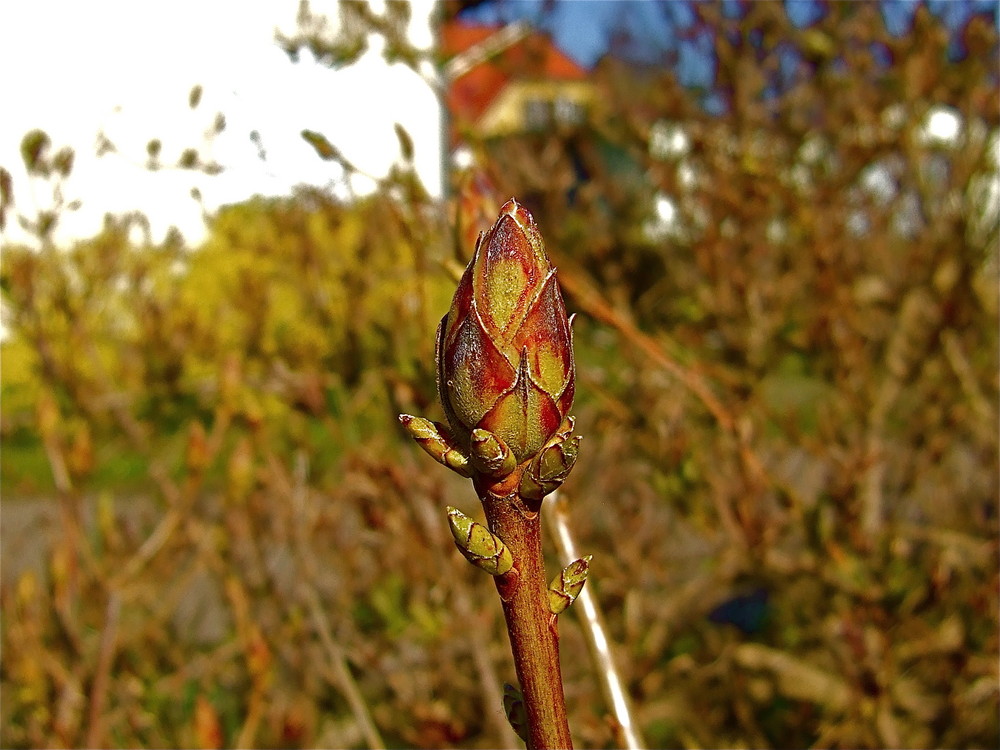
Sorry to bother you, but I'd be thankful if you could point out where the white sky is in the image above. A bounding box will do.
[2,1,993,253]
[0,0,441,247]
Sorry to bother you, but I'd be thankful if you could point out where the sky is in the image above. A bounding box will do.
[2,0,996,249]
[1,0,441,247]
[460,0,999,65]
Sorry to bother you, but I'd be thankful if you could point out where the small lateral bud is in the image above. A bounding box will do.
[520,417,581,501]
[446,506,514,576]
[399,414,473,477]
[502,683,529,743]
[470,428,517,478]
[548,555,592,615]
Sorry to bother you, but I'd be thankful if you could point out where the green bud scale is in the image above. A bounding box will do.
[548,555,592,615]
[502,683,529,743]
[446,506,513,576]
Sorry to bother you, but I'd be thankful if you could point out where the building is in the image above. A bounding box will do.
[439,22,596,142]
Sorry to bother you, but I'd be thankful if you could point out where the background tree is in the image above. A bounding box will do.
[2,1,997,747]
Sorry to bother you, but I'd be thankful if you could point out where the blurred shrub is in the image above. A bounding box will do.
[467,3,999,747]
[3,191,450,488]
[2,2,998,748]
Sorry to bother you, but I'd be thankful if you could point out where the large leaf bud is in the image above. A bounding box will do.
[436,199,575,474]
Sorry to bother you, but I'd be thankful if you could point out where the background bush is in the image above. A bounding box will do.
[2,2,997,748]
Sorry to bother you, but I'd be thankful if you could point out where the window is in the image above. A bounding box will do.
[524,98,552,131]
[554,97,585,126]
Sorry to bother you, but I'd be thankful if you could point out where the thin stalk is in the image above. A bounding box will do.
[480,486,573,750]
[291,453,385,750]
[84,591,121,749]
[545,491,646,750]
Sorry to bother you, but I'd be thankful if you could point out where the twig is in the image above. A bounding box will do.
[555,264,770,550]
[304,587,386,750]
[557,264,769,488]
[942,329,995,433]
[480,484,574,749]
[544,491,646,750]
[84,591,122,749]
[289,452,386,750]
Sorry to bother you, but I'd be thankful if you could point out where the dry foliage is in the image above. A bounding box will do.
[2,2,998,748]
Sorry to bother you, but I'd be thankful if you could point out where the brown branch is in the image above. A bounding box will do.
[287,452,386,750]
[304,587,386,750]
[557,262,772,546]
[556,264,735,434]
[480,485,573,749]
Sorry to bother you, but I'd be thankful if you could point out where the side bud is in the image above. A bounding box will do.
[446,507,513,576]
[398,415,472,478]
[470,428,517,478]
[502,683,529,743]
[520,417,581,501]
[548,555,592,615]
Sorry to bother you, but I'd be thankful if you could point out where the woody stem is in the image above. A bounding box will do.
[480,487,573,750]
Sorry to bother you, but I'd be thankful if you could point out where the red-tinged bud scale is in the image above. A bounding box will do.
[399,199,582,749]
[437,199,575,473]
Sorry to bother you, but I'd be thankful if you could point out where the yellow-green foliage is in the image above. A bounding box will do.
[2,191,452,489]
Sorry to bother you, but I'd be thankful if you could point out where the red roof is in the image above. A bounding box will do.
[440,22,589,126]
